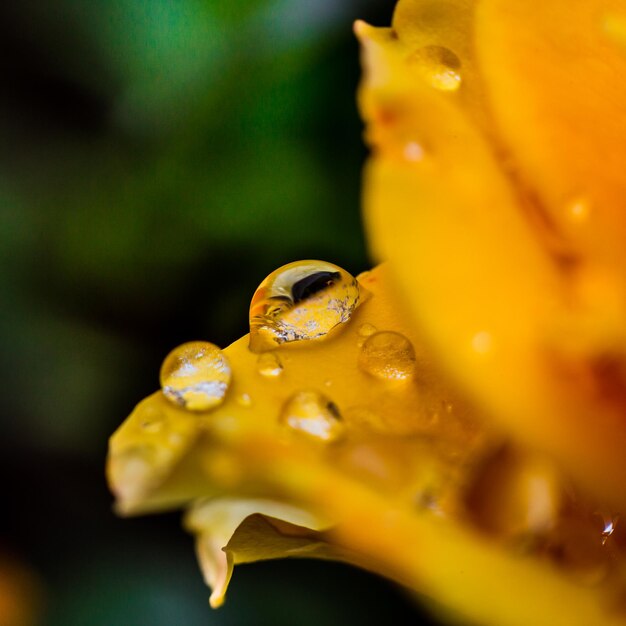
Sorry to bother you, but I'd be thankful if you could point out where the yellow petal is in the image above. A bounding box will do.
[108,265,487,516]
[184,498,332,608]
[476,0,626,273]
[358,5,626,512]
[108,265,626,624]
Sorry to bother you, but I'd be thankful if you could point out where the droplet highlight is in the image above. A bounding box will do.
[358,331,417,381]
[237,393,253,408]
[160,341,231,411]
[566,197,590,223]
[249,260,362,352]
[256,352,283,377]
[598,513,618,546]
[279,390,345,442]
[471,331,493,355]
[410,45,462,92]
[403,141,425,162]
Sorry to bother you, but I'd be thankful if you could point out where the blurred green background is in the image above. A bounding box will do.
[1,1,439,624]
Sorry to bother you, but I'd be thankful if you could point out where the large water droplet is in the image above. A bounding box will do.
[279,390,345,442]
[410,45,462,92]
[160,341,231,411]
[256,352,283,377]
[358,331,417,380]
[249,260,362,352]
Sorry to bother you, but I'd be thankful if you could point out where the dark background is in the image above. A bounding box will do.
[1,1,438,624]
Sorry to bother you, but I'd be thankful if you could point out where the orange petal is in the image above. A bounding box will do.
[358,7,626,512]
[476,0,626,274]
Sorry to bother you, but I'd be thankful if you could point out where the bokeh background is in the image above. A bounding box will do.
[1,1,439,624]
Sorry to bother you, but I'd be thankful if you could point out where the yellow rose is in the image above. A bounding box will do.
[107,1,626,624]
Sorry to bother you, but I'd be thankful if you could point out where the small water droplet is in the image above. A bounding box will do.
[160,341,231,412]
[279,390,345,442]
[344,406,387,432]
[471,331,493,355]
[409,45,462,92]
[567,197,590,223]
[256,352,283,378]
[249,260,362,352]
[237,392,253,408]
[358,322,377,337]
[403,141,425,162]
[358,331,417,380]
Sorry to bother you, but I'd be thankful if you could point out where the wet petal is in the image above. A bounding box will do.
[358,4,626,512]
[184,498,332,608]
[476,0,626,273]
[108,265,626,624]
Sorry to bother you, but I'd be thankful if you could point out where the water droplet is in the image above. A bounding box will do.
[403,141,425,162]
[471,331,493,354]
[249,260,362,352]
[256,352,283,378]
[237,393,252,408]
[344,406,387,433]
[140,406,166,433]
[409,45,462,92]
[279,390,345,442]
[358,322,377,337]
[160,341,231,412]
[566,197,590,223]
[358,331,417,380]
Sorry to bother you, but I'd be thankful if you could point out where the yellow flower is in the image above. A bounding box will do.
[107,1,626,624]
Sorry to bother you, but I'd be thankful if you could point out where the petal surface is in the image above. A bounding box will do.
[358,3,626,511]
[108,266,626,625]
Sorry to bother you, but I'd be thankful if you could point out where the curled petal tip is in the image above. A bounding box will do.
[209,592,225,609]
[353,19,368,37]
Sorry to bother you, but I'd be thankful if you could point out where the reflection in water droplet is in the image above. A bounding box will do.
[279,390,345,442]
[257,352,283,377]
[409,45,462,92]
[359,331,417,380]
[599,513,618,546]
[160,341,231,411]
[249,260,362,352]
